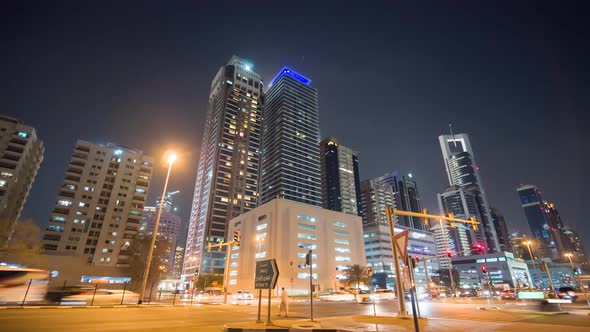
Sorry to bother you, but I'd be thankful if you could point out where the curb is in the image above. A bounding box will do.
[0,304,195,310]
[225,328,349,332]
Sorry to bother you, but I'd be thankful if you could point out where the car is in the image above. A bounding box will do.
[195,288,224,304]
[60,289,139,305]
[356,290,375,304]
[557,287,578,301]
[232,290,254,304]
[500,289,518,300]
[459,289,477,297]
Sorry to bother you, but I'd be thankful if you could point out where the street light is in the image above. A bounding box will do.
[138,151,177,304]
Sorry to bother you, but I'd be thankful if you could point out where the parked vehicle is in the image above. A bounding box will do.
[46,285,95,303]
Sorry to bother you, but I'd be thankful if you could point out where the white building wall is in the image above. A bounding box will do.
[226,198,365,295]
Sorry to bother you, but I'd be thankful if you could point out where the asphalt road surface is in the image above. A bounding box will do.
[1,299,589,332]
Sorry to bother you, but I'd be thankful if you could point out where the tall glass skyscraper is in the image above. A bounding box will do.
[517,185,571,259]
[319,137,362,216]
[260,67,321,206]
[183,56,263,278]
[379,171,426,231]
[439,133,500,253]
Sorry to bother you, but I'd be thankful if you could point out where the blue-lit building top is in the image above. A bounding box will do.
[269,67,312,87]
[260,66,321,206]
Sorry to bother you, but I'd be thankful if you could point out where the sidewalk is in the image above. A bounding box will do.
[224,311,590,332]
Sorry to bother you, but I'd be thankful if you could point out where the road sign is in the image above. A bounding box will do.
[255,259,279,289]
[394,229,410,262]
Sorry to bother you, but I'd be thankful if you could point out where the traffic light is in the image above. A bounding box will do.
[474,243,484,253]
[446,249,452,258]
[415,256,420,264]
[481,265,487,274]
[573,268,579,276]
[233,231,240,246]
[194,268,199,277]
[305,252,311,266]
[289,258,293,267]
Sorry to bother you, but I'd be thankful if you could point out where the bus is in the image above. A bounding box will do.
[0,265,50,304]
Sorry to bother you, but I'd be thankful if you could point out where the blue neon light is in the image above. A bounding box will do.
[269,67,312,87]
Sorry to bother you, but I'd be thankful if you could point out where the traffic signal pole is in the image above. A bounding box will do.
[385,207,407,317]
[207,237,238,304]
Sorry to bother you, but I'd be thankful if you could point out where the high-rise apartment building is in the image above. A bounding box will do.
[379,171,426,231]
[490,207,513,253]
[260,67,321,206]
[42,140,153,267]
[359,178,395,226]
[183,56,263,278]
[439,133,500,252]
[0,116,44,246]
[319,137,362,216]
[143,193,182,274]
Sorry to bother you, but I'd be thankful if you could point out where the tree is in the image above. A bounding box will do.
[343,264,369,299]
[435,268,460,292]
[0,219,44,267]
[125,236,171,296]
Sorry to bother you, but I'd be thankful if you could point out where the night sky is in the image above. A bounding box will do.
[3,2,589,250]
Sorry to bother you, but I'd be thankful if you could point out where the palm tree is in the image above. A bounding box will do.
[343,264,369,299]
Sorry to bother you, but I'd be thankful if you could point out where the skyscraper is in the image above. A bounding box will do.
[183,56,263,278]
[319,137,362,215]
[436,185,478,261]
[359,178,395,226]
[490,207,513,253]
[0,116,44,247]
[143,192,182,274]
[439,133,500,253]
[517,185,571,259]
[42,140,153,267]
[260,67,321,206]
[379,171,426,230]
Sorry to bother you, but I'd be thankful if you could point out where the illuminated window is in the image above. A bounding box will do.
[298,233,316,240]
[1,171,13,177]
[297,215,316,222]
[335,248,351,253]
[17,132,29,138]
[256,223,267,231]
[334,230,349,236]
[335,256,351,262]
[255,252,266,259]
[298,223,316,231]
[0,180,6,187]
[57,200,72,207]
[334,238,349,245]
[332,221,347,228]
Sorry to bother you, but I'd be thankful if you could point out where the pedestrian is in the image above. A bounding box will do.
[279,287,289,317]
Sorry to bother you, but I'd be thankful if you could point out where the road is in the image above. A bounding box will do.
[0,299,588,332]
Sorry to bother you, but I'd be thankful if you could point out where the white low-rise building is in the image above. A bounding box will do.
[226,198,365,295]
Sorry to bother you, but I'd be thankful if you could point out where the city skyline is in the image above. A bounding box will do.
[4,2,588,252]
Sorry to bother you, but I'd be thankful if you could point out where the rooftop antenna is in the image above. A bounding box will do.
[449,123,457,148]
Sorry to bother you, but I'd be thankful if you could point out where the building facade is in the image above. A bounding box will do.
[359,178,395,226]
[451,252,531,289]
[379,171,426,231]
[226,198,365,295]
[0,116,44,246]
[517,185,572,259]
[260,67,321,207]
[490,208,512,253]
[439,133,500,253]
[319,137,362,216]
[183,56,264,278]
[42,140,153,267]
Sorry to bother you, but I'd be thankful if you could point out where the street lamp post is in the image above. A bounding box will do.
[523,240,537,289]
[138,152,176,304]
